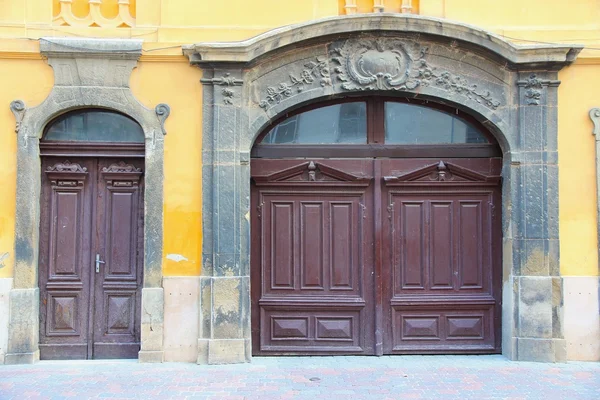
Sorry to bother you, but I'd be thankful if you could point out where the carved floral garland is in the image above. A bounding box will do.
[259,57,331,110]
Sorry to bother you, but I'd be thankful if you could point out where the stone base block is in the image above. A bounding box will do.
[0,278,12,364]
[4,350,39,365]
[163,277,200,362]
[517,337,566,362]
[139,288,164,360]
[6,288,39,364]
[138,350,164,363]
[197,338,249,365]
[563,276,600,361]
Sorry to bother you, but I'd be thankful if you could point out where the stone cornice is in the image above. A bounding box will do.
[40,37,143,60]
[182,14,583,69]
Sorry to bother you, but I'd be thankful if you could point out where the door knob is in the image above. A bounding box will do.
[95,253,105,273]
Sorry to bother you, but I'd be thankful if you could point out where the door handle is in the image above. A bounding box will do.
[95,254,105,273]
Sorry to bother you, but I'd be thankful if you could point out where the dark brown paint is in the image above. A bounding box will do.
[250,98,502,356]
[38,157,144,360]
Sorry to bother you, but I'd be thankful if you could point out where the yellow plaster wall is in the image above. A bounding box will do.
[0,0,599,278]
[0,51,53,278]
[558,63,600,276]
[130,59,203,276]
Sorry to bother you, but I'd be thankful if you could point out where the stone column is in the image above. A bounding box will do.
[197,68,250,364]
[507,72,565,362]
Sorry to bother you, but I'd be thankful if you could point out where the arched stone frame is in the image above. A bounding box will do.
[185,14,582,363]
[5,37,170,364]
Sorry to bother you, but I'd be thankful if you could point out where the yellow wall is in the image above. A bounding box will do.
[558,63,600,276]
[130,59,204,276]
[0,0,598,278]
[0,44,53,278]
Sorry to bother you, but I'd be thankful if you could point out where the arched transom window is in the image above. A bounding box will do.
[254,98,499,158]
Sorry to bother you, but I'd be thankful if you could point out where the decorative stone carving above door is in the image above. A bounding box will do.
[184,14,583,364]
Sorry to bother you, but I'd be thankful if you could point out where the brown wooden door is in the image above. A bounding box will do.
[380,158,502,354]
[251,159,375,355]
[39,157,144,360]
[251,157,502,355]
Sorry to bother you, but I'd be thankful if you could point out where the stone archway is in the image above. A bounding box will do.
[5,37,170,364]
[185,14,581,363]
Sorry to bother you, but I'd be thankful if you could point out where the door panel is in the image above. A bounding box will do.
[93,159,144,359]
[381,158,502,353]
[251,157,502,355]
[39,158,95,360]
[251,159,375,354]
[39,157,144,360]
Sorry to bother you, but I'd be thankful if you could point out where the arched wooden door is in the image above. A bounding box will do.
[250,98,502,355]
[38,110,146,360]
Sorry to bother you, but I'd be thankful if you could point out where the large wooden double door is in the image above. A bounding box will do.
[38,157,144,359]
[251,157,502,355]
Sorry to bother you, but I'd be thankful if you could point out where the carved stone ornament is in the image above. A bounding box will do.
[259,56,331,110]
[10,100,26,134]
[201,73,244,105]
[155,103,171,135]
[517,73,560,105]
[589,107,600,138]
[330,38,501,110]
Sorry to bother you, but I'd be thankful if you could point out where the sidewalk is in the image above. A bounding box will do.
[1,355,599,399]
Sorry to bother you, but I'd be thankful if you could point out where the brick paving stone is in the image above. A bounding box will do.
[0,356,599,400]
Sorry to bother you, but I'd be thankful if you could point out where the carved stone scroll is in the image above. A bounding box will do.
[329,38,501,110]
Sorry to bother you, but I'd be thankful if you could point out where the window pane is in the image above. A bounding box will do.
[385,102,489,144]
[261,102,367,144]
[44,110,144,142]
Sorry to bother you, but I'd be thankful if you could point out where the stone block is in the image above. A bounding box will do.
[138,351,163,363]
[6,288,39,363]
[518,277,552,338]
[163,277,200,362]
[139,288,164,359]
[0,278,13,364]
[563,276,600,361]
[197,339,209,364]
[208,339,248,364]
[517,338,560,362]
[199,277,212,339]
[212,278,242,339]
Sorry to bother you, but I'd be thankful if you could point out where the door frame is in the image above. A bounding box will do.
[5,37,171,364]
[186,14,580,363]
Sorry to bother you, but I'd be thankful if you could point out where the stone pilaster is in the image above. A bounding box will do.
[197,68,250,364]
[508,72,565,362]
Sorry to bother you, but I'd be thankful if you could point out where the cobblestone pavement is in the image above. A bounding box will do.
[1,355,599,400]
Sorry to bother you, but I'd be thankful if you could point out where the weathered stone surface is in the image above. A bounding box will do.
[207,339,248,364]
[139,288,164,363]
[0,278,12,364]
[563,276,600,361]
[185,15,582,364]
[518,277,553,339]
[517,337,564,362]
[5,288,39,364]
[8,37,170,364]
[163,277,200,362]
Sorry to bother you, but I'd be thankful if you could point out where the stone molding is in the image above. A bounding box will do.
[183,14,582,67]
[590,108,600,274]
[5,37,170,364]
[187,15,581,363]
